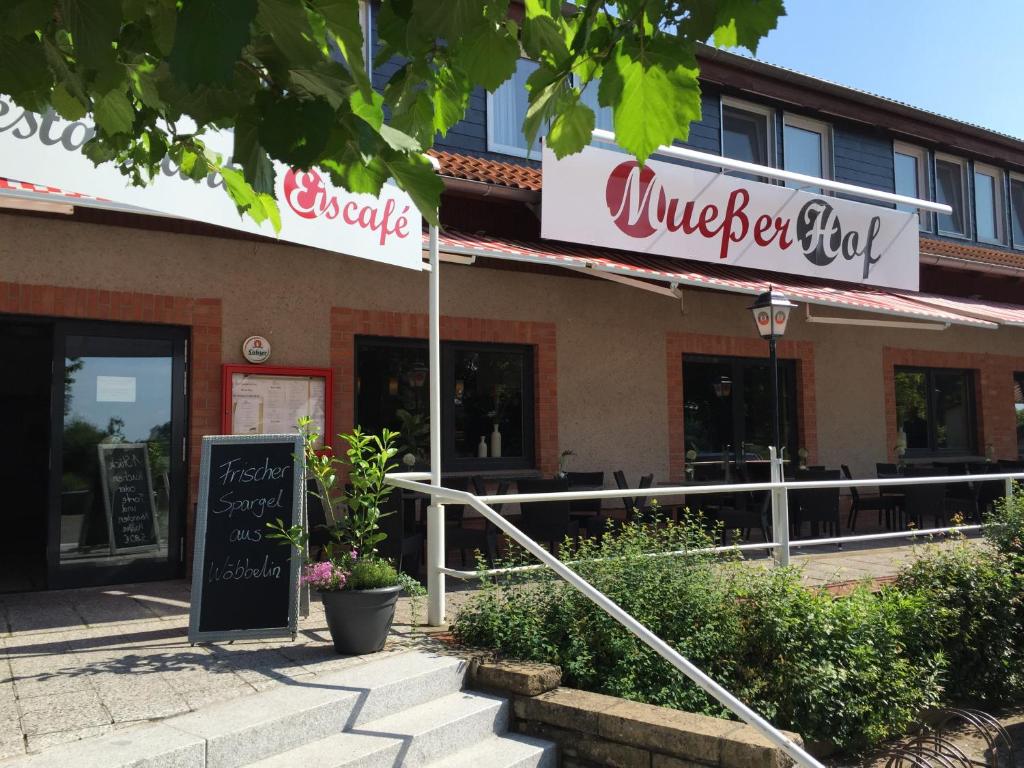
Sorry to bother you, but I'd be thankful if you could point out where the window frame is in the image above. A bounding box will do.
[354,336,537,472]
[973,162,1006,245]
[893,141,932,232]
[486,57,542,159]
[1008,171,1024,251]
[934,153,971,239]
[894,365,978,457]
[1015,371,1024,460]
[782,113,833,184]
[719,95,777,173]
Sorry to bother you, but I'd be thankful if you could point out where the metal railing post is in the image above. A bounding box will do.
[426,224,445,626]
[1006,478,1016,506]
[770,447,790,567]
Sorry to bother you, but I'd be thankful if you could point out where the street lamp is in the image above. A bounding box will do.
[748,287,797,459]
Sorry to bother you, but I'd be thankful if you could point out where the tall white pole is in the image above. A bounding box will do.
[426,224,445,626]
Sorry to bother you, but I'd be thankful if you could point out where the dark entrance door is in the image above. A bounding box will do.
[48,321,188,589]
[0,319,53,591]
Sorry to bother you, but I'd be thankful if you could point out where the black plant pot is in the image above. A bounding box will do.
[320,585,401,655]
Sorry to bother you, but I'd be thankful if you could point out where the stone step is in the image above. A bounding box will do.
[247,691,510,768]
[422,733,557,768]
[2,650,468,768]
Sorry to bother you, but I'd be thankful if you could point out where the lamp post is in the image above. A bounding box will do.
[748,287,797,460]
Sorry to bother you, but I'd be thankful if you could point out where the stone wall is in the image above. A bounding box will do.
[468,659,801,768]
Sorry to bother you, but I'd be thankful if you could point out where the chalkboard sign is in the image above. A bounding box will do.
[97,443,160,554]
[188,434,304,643]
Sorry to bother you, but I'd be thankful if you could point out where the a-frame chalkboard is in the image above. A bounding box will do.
[188,434,304,644]
[97,442,160,554]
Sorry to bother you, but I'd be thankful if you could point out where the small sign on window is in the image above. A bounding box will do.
[96,375,137,403]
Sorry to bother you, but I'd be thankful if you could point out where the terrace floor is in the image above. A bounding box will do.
[0,536,979,762]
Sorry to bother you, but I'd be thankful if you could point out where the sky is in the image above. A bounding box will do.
[728,0,1024,140]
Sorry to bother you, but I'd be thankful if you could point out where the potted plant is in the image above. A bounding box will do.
[267,420,422,655]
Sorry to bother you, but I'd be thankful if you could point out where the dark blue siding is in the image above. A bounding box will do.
[833,124,894,193]
[683,91,721,153]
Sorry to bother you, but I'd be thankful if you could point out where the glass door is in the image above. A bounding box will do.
[49,322,187,589]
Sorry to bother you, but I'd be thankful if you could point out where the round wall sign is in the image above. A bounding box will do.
[242,335,272,364]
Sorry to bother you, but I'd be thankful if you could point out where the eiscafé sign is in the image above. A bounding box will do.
[541,144,920,291]
[0,97,422,271]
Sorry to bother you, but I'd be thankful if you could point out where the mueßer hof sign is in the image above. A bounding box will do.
[541,144,920,291]
[0,97,423,271]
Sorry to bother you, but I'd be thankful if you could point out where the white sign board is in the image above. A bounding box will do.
[0,97,423,271]
[541,145,920,291]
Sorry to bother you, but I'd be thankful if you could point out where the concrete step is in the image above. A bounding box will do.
[247,690,509,768]
[2,650,468,768]
[423,733,557,768]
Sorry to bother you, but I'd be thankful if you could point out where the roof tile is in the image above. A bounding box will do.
[430,150,541,191]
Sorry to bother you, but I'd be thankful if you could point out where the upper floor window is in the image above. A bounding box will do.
[1011,173,1024,251]
[783,114,831,193]
[720,97,774,182]
[487,58,612,160]
[935,154,969,237]
[893,142,931,231]
[973,163,1005,245]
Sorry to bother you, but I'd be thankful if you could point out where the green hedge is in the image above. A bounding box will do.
[453,489,1024,754]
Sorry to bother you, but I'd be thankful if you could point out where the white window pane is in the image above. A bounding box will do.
[723,107,769,166]
[784,124,824,190]
[974,171,998,241]
[936,160,966,235]
[490,59,541,155]
[579,84,613,132]
[1011,178,1024,247]
[894,152,919,215]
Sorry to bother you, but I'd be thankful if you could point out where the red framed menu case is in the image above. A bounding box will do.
[221,365,333,448]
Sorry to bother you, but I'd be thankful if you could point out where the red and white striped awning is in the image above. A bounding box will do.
[893,293,1024,328]
[0,177,152,214]
[433,229,1003,330]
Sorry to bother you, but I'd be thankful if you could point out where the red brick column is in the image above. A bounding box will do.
[0,281,222,560]
[331,307,559,474]
[665,332,817,481]
[882,347,1024,461]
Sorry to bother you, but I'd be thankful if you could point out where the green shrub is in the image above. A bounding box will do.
[347,557,399,590]
[984,483,1024,564]
[895,541,1024,706]
[453,514,944,753]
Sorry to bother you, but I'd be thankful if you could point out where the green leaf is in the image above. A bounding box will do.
[129,59,165,110]
[2,0,55,39]
[93,88,134,134]
[0,37,51,111]
[378,122,421,153]
[169,0,257,88]
[383,153,442,227]
[233,108,277,195]
[350,87,384,130]
[709,0,786,53]
[602,37,701,162]
[147,0,177,55]
[430,65,470,137]
[221,165,282,231]
[288,65,349,109]
[51,83,88,120]
[546,94,594,158]
[455,20,520,92]
[256,0,320,66]
[59,0,121,73]
[310,0,371,95]
[257,95,333,168]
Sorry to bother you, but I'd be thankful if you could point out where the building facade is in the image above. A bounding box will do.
[1,27,1023,592]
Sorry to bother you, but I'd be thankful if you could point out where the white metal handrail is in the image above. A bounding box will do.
[386,472,827,768]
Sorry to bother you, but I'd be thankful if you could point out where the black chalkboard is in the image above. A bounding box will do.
[188,434,303,643]
[97,443,160,553]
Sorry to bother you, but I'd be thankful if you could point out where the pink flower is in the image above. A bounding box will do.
[300,561,349,591]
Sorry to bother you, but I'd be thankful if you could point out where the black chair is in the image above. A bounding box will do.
[841,464,894,531]
[566,471,604,535]
[376,491,425,578]
[790,470,841,538]
[936,463,981,523]
[517,478,579,554]
[613,470,654,521]
[876,462,901,475]
[901,467,953,528]
[441,475,507,567]
[714,488,771,544]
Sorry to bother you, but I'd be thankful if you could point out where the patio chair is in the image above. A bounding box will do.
[714,487,771,544]
[937,463,981,523]
[516,478,579,554]
[841,464,895,531]
[566,471,604,535]
[437,477,497,568]
[790,469,841,538]
[901,467,954,529]
[612,471,655,521]
[376,491,425,578]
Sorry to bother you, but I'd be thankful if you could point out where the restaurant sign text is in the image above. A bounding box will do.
[541,145,919,291]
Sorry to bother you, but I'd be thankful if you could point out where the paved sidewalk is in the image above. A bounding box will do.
[0,582,436,760]
[0,536,977,761]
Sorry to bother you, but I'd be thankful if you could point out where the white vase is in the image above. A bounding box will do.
[490,424,502,458]
[477,436,488,458]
